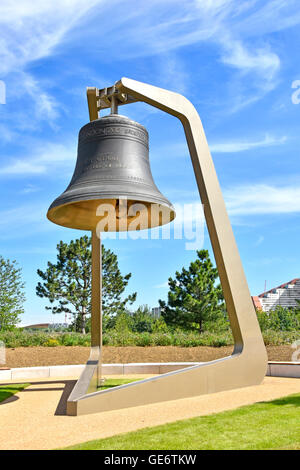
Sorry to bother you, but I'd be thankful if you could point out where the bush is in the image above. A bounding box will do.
[152,318,169,334]
[152,333,174,346]
[135,332,152,347]
[130,305,155,333]
[257,306,300,331]
[43,338,59,347]
[262,329,300,346]
[0,330,91,347]
[0,321,298,348]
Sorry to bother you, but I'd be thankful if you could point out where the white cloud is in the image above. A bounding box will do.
[0,0,104,123]
[21,73,59,122]
[169,183,300,218]
[0,203,50,240]
[19,184,40,195]
[221,36,280,80]
[98,1,228,57]
[93,0,300,110]
[0,0,298,120]
[0,141,76,176]
[210,134,287,153]
[0,123,17,143]
[224,184,300,215]
[92,1,283,79]
[195,0,233,12]
[154,281,169,289]
[254,235,264,246]
[155,133,287,158]
[0,0,103,76]
[233,0,300,37]
[156,53,190,95]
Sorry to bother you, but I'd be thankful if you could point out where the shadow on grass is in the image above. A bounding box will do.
[97,378,141,391]
[0,384,29,405]
[0,393,20,404]
[267,394,300,407]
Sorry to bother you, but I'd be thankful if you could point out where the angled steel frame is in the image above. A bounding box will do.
[66,78,267,416]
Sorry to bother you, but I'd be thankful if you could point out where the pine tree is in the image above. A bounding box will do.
[0,256,25,331]
[159,250,224,333]
[36,236,136,332]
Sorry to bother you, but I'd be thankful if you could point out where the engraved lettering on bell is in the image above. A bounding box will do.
[47,114,175,231]
[79,116,148,147]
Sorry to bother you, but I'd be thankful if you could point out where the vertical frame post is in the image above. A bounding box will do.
[91,230,102,386]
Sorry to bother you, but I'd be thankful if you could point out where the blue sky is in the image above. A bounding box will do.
[0,0,300,326]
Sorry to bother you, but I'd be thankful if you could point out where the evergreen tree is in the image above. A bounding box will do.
[131,305,154,333]
[36,236,136,332]
[0,256,25,331]
[159,250,224,333]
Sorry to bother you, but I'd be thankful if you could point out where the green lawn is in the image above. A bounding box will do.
[65,393,300,450]
[97,378,141,390]
[0,384,29,403]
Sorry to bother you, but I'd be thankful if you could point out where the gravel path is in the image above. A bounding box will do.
[0,376,299,450]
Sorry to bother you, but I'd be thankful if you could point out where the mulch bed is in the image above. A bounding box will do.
[4,345,295,368]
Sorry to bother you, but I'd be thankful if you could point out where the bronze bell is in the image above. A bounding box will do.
[47,114,175,231]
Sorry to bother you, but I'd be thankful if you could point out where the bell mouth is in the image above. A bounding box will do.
[47,197,175,232]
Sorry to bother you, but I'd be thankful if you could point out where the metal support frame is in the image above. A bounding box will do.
[66,77,267,416]
[91,230,102,386]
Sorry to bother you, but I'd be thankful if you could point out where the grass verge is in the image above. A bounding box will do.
[0,384,29,403]
[64,393,300,450]
[98,378,141,390]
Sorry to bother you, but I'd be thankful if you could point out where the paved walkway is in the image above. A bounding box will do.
[0,375,299,450]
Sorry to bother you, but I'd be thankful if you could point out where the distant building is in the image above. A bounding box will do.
[23,323,50,330]
[252,278,300,312]
[23,323,69,331]
[50,323,69,330]
[151,307,162,318]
